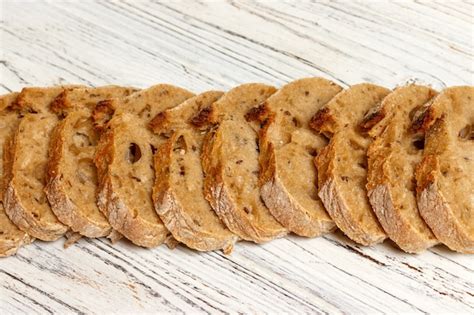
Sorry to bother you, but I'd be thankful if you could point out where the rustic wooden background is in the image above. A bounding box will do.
[1,0,473,314]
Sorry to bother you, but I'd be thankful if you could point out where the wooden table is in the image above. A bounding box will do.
[1,1,473,313]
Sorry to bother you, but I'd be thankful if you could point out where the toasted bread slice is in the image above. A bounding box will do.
[0,92,32,257]
[4,86,82,241]
[254,78,342,237]
[365,85,438,253]
[201,84,287,243]
[45,86,138,238]
[151,91,238,253]
[415,86,474,253]
[95,85,194,247]
[310,83,390,245]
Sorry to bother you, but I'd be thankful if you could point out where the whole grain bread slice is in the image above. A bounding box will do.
[4,86,82,241]
[415,86,474,253]
[365,84,438,253]
[95,85,194,247]
[253,78,342,237]
[310,83,390,246]
[0,92,32,257]
[200,84,287,243]
[45,86,138,238]
[151,91,238,253]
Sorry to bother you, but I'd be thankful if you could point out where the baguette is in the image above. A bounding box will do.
[310,83,390,245]
[151,91,238,252]
[415,86,474,253]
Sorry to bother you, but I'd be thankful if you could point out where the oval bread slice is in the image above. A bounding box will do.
[310,83,390,245]
[151,91,238,253]
[45,86,138,238]
[415,86,474,253]
[201,84,287,243]
[95,85,194,247]
[365,84,438,253]
[0,92,32,257]
[4,86,81,241]
[255,78,342,237]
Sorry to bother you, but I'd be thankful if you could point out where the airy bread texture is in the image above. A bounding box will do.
[4,86,80,241]
[95,85,194,247]
[255,78,342,237]
[0,93,32,257]
[152,91,238,253]
[310,83,390,246]
[366,85,438,253]
[46,86,138,238]
[201,84,287,243]
[415,86,474,253]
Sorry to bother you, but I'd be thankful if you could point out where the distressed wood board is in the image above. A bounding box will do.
[0,1,473,314]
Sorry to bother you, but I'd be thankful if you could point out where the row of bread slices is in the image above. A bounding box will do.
[0,78,472,257]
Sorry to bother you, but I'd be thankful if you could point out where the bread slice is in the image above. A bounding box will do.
[151,91,238,253]
[201,84,287,243]
[45,86,138,238]
[415,86,474,253]
[0,92,32,257]
[4,86,82,241]
[310,83,390,246]
[254,78,342,237]
[365,85,438,253]
[95,85,194,247]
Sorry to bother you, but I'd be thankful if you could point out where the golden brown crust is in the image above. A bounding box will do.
[415,86,474,253]
[256,78,342,237]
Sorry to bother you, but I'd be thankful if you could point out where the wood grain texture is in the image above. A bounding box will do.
[0,0,473,313]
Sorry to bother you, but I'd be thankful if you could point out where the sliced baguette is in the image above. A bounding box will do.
[415,86,474,253]
[365,84,438,253]
[201,84,287,243]
[95,85,194,247]
[310,83,390,245]
[45,86,138,238]
[4,86,82,241]
[254,78,342,237]
[0,92,32,257]
[151,91,238,253]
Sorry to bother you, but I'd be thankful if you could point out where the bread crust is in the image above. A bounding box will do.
[312,84,390,246]
[366,85,438,253]
[95,85,194,247]
[201,84,287,243]
[256,78,342,237]
[0,92,32,257]
[415,87,474,253]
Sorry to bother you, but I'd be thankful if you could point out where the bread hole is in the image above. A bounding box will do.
[131,176,142,183]
[179,166,185,176]
[138,104,152,119]
[32,212,39,218]
[340,176,349,182]
[0,231,4,235]
[459,124,473,140]
[412,138,425,150]
[126,143,142,164]
[77,158,97,184]
[292,117,301,127]
[236,160,243,165]
[358,158,368,170]
[308,148,318,157]
[72,132,91,148]
[150,144,157,155]
[193,218,201,227]
[243,207,251,214]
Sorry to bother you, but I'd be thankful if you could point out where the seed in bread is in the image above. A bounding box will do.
[0,92,32,257]
[365,84,438,253]
[253,78,342,237]
[94,85,194,247]
[45,86,138,238]
[151,91,238,253]
[310,83,390,246]
[415,86,474,253]
[201,84,288,243]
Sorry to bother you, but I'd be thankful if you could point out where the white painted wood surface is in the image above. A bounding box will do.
[1,0,473,313]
